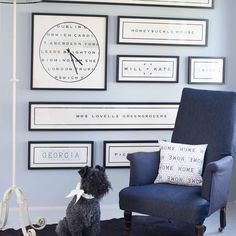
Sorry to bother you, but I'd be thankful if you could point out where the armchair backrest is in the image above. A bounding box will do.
[171,88,236,169]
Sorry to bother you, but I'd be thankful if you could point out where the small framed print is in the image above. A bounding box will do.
[43,1,214,9]
[104,141,160,168]
[31,13,108,90]
[117,16,208,46]
[188,57,225,84]
[117,55,179,83]
[28,141,93,169]
[29,102,179,131]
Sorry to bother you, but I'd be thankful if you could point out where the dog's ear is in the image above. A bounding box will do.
[78,166,89,177]
[95,165,105,172]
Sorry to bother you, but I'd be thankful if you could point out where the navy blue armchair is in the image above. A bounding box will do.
[119,88,236,236]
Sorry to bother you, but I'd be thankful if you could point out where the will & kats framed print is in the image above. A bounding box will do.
[104,140,160,168]
[28,141,93,169]
[29,102,179,131]
[117,55,179,83]
[31,13,108,90]
[43,0,214,8]
[118,16,208,46]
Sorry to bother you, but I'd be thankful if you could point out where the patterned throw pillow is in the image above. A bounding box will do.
[155,141,207,186]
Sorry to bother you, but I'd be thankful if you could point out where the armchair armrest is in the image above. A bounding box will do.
[127,151,160,186]
[202,155,233,215]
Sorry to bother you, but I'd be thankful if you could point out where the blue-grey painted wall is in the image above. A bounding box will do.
[0,0,236,226]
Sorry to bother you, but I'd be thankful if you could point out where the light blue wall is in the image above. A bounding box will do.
[0,0,236,225]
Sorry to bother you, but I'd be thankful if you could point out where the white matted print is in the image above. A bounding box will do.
[188,57,225,84]
[104,141,160,168]
[28,141,93,169]
[44,0,214,8]
[29,102,179,130]
[31,13,107,90]
[117,16,208,46]
[117,55,179,83]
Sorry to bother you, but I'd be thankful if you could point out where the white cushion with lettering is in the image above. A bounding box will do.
[155,141,207,186]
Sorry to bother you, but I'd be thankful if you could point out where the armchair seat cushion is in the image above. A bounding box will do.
[119,183,209,225]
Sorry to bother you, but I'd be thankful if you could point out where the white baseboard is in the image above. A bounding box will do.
[5,202,236,230]
[4,204,123,230]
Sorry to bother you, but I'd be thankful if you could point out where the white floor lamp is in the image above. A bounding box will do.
[0,1,46,235]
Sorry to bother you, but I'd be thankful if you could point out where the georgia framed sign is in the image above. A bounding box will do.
[28,141,93,169]
[31,13,108,90]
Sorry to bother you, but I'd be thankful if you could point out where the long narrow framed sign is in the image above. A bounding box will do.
[104,140,160,168]
[28,141,93,169]
[43,1,214,8]
[29,102,179,131]
[118,16,208,46]
[117,55,179,83]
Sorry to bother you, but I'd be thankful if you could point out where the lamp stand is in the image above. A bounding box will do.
[0,1,46,235]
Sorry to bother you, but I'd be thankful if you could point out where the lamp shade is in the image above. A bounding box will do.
[0,0,42,3]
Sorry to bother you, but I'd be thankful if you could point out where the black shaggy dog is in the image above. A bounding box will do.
[56,165,111,236]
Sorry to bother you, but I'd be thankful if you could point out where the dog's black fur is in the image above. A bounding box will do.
[56,165,111,236]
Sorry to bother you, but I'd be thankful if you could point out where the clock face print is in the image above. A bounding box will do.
[39,22,100,83]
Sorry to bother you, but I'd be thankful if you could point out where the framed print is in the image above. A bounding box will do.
[188,57,225,84]
[31,13,108,90]
[117,16,208,46]
[43,1,214,9]
[104,140,160,168]
[117,55,179,83]
[29,102,179,131]
[28,141,93,169]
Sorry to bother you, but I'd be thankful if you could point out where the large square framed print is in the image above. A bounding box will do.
[118,16,208,46]
[117,55,179,83]
[188,57,225,84]
[43,1,214,9]
[31,13,108,90]
[29,102,179,131]
[28,141,93,169]
[104,140,160,168]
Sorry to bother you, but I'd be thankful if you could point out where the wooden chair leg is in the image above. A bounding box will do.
[219,207,226,232]
[124,211,132,236]
[195,224,206,236]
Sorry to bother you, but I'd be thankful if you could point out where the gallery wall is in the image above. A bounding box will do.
[0,0,236,226]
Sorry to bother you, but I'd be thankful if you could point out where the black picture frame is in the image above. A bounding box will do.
[31,13,108,90]
[103,140,160,168]
[43,0,214,9]
[117,16,208,46]
[28,141,93,169]
[116,55,179,83]
[188,57,225,84]
[29,102,179,131]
